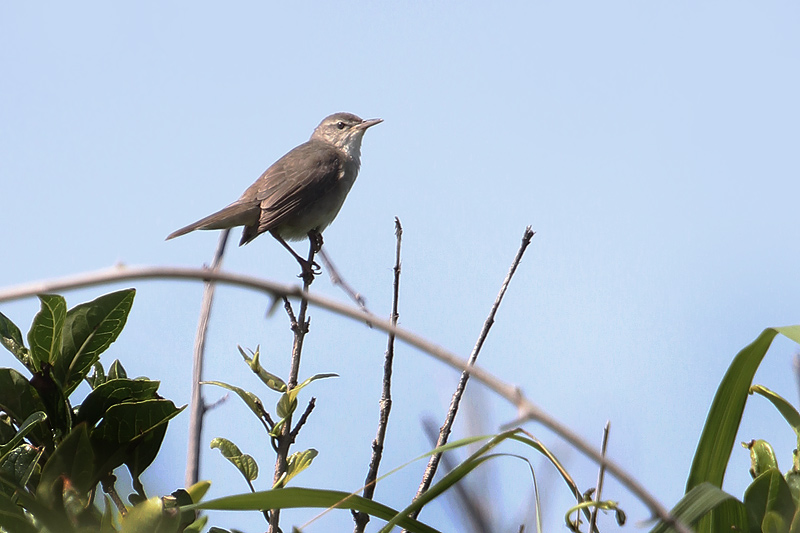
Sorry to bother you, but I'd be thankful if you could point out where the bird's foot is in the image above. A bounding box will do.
[298,259,322,285]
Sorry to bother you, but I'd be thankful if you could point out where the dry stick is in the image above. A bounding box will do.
[409,226,535,522]
[421,418,492,533]
[0,265,690,533]
[268,240,316,533]
[318,247,369,313]
[589,421,611,532]
[185,229,230,488]
[353,217,403,533]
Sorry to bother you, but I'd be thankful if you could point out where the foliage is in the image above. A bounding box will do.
[649,326,800,533]
[0,290,196,533]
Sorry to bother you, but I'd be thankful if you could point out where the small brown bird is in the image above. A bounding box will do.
[166,112,382,277]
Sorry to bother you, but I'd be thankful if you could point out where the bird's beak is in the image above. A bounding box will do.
[358,118,383,130]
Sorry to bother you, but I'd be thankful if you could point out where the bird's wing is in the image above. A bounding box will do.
[249,141,344,233]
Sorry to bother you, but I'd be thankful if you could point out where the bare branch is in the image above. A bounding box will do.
[185,229,230,488]
[269,239,316,532]
[589,421,611,532]
[354,217,403,533]
[410,226,535,518]
[319,247,369,312]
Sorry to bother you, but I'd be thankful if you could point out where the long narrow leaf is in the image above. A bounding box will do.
[649,482,747,533]
[686,326,800,492]
[186,487,440,533]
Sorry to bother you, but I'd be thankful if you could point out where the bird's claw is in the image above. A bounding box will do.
[297,259,322,284]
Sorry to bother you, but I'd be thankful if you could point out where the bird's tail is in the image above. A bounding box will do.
[165,202,259,240]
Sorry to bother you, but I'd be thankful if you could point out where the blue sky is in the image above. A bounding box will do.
[2,2,799,531]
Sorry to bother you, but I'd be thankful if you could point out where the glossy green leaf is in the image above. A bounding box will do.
[0,411,46,459]
[56,289,135,396]
[210,437,259,485]
[0,368,52,449]
[27,294,66,369]
[0,310,29,367]
[37,424,95,503]
[187,487,440,533]
[92,398,183,445]
[0,444,44,494]
[125,422,169,485]
[76,378,160,427]
[108,359,128,379]
[744,468,796,532]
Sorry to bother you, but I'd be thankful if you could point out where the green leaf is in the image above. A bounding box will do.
[37,424,95,504]
[56,289,135,396]
[210,437,259,484]
[91,399,184,477]
[238,345,286,392]
[186,480,211,504]
[108,359,128,380]
[0,310,30,368]
[379,432,526,533]
[0,368,52,449]
[743,439,779,479]
[27,294,67,370]
[0,411,47,459]
[76,378,161,427]
[186,487,440,533]
[274,448,317,489]
[744,468,796,532]
[125,422,169,486]
[288,373,338,404]
[648,482,746,533]
[120,495,181,533]
[92,398,183,445]
[202,381,266,424]
[275,392,297,420]
[0,490,38,533]
[786,470,800,506]
[0,444,44,495]
[750,384,800,446]
[686,326,800,492]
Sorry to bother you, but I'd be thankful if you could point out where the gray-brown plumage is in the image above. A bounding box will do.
[167,112,381,275]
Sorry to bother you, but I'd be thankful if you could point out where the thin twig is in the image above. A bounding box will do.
[269,240,316,533]
[185,229,230,488]
[410,226,535,520]
[421,418,492,533]
[100,474,127,517]
[291,397,317,439]
[353,217,403,533]
[0,264,690,533]
[319,247,369,313]
[589,422,611,533]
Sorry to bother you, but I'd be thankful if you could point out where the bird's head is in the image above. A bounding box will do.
[311,112,382,159]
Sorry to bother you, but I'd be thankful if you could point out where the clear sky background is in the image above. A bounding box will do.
[2,3,799,532]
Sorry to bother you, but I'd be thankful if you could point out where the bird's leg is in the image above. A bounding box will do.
[270,231,321,281]
[308,229,324,254]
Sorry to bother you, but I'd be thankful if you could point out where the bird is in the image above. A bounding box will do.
[166,112,382,279]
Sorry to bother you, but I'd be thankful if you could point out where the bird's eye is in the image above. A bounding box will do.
[337,121,345,130]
